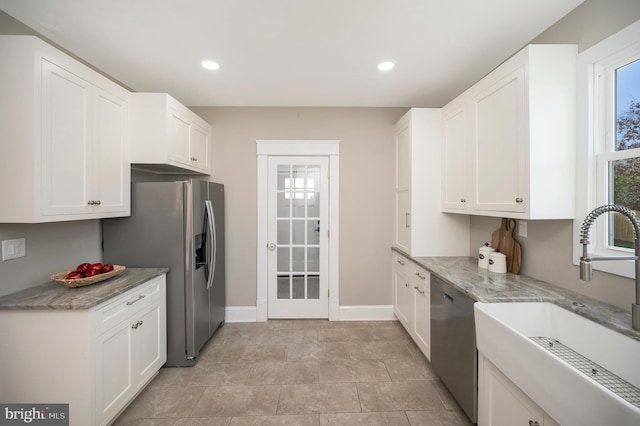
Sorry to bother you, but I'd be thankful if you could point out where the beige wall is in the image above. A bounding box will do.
[191,107,407,307]
[469,1,640,311]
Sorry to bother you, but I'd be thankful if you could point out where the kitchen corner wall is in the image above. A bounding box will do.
[190,107,407,307]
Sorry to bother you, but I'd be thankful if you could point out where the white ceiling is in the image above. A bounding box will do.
[0,0,584,107]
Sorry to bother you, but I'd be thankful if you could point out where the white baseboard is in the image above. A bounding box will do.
[225,305,395,322]
[338,305,395,321]
[225,306,258,323]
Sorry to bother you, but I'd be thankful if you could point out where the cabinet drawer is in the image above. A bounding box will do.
[94,276,164,336]
[392,253,411,276]
[412,266,429,284]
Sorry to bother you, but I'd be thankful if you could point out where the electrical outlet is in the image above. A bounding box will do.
[2,238,26,261]
[518,221,528,238]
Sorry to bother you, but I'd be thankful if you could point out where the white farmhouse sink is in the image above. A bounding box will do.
[475,302,640,426]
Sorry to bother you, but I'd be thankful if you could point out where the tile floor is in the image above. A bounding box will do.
[113,320,472,426]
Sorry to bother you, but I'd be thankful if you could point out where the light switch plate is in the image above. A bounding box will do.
[2,238,26,261]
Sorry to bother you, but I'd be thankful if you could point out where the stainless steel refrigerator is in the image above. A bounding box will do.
[102,179,225,367]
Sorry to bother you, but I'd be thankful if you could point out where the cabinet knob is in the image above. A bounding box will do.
[191,156,198,162]
[405,283,410,288]
[460,198,466,203]
[515,197,524,203]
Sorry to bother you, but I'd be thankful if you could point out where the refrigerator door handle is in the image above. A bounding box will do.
[205,199,217,290]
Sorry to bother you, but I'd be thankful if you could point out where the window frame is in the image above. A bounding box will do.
[573,19,640,279]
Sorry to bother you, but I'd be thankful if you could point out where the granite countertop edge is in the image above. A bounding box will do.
[0,268,169,311]
[392,247,640,342]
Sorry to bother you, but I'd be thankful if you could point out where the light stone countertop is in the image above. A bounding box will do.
[0,268,169,310]
[393,247,640,342]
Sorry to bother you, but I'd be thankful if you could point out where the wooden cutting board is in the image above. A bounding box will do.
[491,218,522,274]
[491,218,507,250]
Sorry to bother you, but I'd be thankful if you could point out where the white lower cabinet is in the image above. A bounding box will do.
[479,353,560,426]
[392,252,431,360]
[0,275,167,426]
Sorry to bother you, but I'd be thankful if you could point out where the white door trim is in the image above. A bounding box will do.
[257,140,340,321]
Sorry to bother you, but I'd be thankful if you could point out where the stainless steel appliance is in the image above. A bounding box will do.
[430,275,477,424]
[102,179,225,367]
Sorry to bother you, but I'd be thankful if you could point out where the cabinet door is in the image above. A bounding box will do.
[393,270,413,329]
[133,300,165,386]
[395,189,411,252]
[95,318,134,426]
[167,107,191,166]
[92,87,129,214]
[412,270,430,360]
[442,101,469,211]
[395,122,411,189]
[471,66,526,213]
[480,356,544,426]
[189,121,210,172]
[41,59,92,217]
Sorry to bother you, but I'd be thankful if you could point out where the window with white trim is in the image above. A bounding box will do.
[574,20,640,278]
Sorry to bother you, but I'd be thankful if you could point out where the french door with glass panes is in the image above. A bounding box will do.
[267,157,329,318]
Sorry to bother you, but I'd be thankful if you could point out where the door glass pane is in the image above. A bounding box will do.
[608,158,640,249]
[307,192,320,217]
[278,165,290,190]
[277,247,290,272]
[307,247,319,273]
[292,247,305,272]
[308,276,320,299]
[278,276,290,299]
[292,275,305,299]
[307,166,320,191]
[292,195,305,217]
[292,220,305,245]
[277,220,290,245]
[277,192,290,217]
[307,220,320,245]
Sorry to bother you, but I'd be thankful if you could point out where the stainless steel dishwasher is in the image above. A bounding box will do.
[430,275,477,424]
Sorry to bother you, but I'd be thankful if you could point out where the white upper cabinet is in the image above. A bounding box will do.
[0,36,130,223]
[394,108,470,256]
[442,44,577,219]
[130,93,212,175]
[442,93,470,211]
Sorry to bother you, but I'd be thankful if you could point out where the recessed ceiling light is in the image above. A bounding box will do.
[377,61,395,71]
[201,60,220,71]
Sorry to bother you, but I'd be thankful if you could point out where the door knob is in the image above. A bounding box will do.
[268,243,277,251]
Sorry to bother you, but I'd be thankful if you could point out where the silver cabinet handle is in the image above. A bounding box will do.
[190,156,198,161]
[405,283,410,288]
[460,198,466,203]
[415,272,426,280]
[396,259,406,266]
[405,212,411,228]
[516,197,524,203]
[414,286,425,295]
[529,421,540,426]
[87,200,102,206]
[131,320,144,329]
[126,294,145,306]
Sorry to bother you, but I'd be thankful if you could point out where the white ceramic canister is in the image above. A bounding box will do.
[488,252,507,273]
[478,244,495,269]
